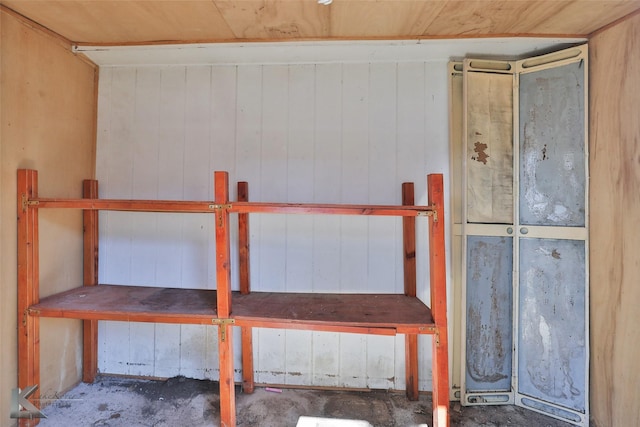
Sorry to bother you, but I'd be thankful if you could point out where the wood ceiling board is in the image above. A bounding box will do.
[2,0,235,43]
[214,0,330,39]
[423,1,572,35]
[528,1,640,35]
[327,1,448,38]
[414,1,640,36]
[3,0,639,44]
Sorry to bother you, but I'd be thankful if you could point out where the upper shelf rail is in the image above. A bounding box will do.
[25,198,216,213]
[24,197,435,217]
[230,202,434,217]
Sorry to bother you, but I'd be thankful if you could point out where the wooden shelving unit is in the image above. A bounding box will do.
[17,169,450,427]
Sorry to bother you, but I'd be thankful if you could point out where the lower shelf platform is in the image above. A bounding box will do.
[29,285,219,324]
[233,292,435,335]
[28,285,435,335]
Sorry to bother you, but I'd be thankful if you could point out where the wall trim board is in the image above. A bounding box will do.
[72,33,590,48]
[75,38,585,67]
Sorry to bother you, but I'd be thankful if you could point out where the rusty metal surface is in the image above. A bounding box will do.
[518,238,586,413]
[519,61,585,227]
[465,236,513,392]
[466,72,514,224]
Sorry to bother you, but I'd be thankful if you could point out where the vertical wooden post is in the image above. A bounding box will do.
[82,180,99,383]
[402,182,419,401]
[214,171,236,427]
[17,169,41,427]
[402,183,417,296]
[218,322,236,427]
[215,171,232,318]
[237,181,255,394]
[238,182,250,296]
[427,174,450,427]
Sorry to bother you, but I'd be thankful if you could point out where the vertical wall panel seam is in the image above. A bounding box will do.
[337,63,344,378]
[179,66,187,374]
[284,63,291,291]
[311,64,317,293]
[391,62,404,389]
[179,66,186,288]
[284,64,291,379]
[153,68,161,376]
[206,66,214,290]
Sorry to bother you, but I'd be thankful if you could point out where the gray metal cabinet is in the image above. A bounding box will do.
[449,45,589,426]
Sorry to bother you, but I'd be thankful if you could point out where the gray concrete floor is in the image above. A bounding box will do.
[38,376,575,426]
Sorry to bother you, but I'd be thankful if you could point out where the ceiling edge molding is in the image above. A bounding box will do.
[75,38,587,67]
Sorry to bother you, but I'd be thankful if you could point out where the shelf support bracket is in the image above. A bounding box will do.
[209,204,232,210]
[417,325,438,334]
[417,207,437,222]
[212,318,235,342]
[210,204,232,227]
[21,194,39,212]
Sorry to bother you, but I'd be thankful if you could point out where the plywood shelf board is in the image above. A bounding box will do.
[29,285,219,324]
[233,292,434,333]
[28,285,434,333]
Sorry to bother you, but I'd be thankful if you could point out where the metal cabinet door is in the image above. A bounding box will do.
[515,53,589,426]
[461,64,517,405]
[456,46,589,426]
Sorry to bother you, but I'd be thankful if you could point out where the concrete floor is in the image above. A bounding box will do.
[38,376,575,427]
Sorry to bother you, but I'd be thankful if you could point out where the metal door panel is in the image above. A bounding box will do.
[465,236,513,394]
[466,71,514,224]
[519,62,585,227]
[518,238,587,415]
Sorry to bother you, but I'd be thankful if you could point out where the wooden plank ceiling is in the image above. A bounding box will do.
[2,0,639,45]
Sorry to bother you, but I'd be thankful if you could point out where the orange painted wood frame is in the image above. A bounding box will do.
[31,198,432,216]
[225,175,449,426]
[17,169,449,427]
[402,182,419,401]
[214,171,236,427]
[237,181,255,394]
[17,169,40,427]
[82,180,99,383]
[428,173,450,427]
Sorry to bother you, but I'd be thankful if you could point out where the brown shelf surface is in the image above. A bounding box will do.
[29,286,435,335]
[233,292,435,335]
[29,285,219,324]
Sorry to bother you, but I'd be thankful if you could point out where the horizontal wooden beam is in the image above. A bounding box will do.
[229,202,433,217]
[28,198,435,217]
[28,198,218,212]
[232,319,398,336]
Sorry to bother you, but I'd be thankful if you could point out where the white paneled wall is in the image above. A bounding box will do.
[95,59,449,390]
